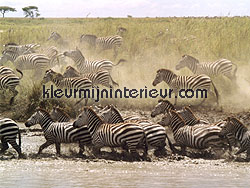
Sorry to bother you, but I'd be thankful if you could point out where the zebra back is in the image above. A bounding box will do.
[50,107,71,122]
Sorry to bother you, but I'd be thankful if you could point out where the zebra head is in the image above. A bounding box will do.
[219,117,247,138]
[43,69,55,83]
[63,66,81,78]
[25,109,49,127]
[158,110,171,126]
[176,54,199,70]
[63,48,85,62]
[48,31,61,41]
[151,99,175,118]
[152,69,176,86]
[73,107,91,128]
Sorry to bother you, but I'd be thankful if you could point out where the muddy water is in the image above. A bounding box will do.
[1,121,250,188]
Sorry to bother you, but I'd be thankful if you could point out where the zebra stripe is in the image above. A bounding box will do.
[50,107,71,122]
[0,66,15,75]
[63,66,119,87]
[25,108,92,155]
[0,118,22,157]
[220,117,250,158]
[73,107,147,158]
[63,48,126,74]
[152,69,219,105]
[159,110,230,153]
[99,105,174,154]
[48,32,69,48]
[176,55,237,81]
[0,70,23,104]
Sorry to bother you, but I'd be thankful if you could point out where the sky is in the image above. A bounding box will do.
[1,0,250,18]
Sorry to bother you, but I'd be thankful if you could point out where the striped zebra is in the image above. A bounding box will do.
[159,110,230,154]
[50,107,71,122]
[0,69,23,104]
[44,46,65,67]
[219,117,250,159]
[63,66,119,87]
[25,108,92,156]
[176,55,237,81]
[152,69,219,105]
[99,104,175,155]
[63,48,126,74]
[43,69,93,105]
[48,32,69,48]
[0,66,15,75]
[73,107,147,160]
[0,118,23,158]
[80,34,123,58]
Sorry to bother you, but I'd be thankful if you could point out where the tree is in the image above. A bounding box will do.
[0,6,16,18]
[22,6,40,18]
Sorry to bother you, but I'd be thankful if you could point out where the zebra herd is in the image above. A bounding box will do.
[1,100,250,161]
[0,30,248,161]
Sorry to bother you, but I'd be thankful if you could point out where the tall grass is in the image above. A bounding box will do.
[0,17,250,120]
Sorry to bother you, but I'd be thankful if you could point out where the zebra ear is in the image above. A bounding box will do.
[182,54,187,58]
[226,117,231,122]
[158,99,163,103]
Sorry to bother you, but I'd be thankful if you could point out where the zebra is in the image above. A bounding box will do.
[50,107,71,122]
[43,69,93,105]
[158,109,230,154]
[47,32,69,48]
[0,118,23,158]
[219,117,250,159]
[63,65,119,87]
[63,48,126,74]
[80,34,123,58]
[0,66,15,75]
[99,104,175,155]
[73,107,147,160]
[176,55,237,82]
[44,46,65,67]
[152,69,220,105]
[25,108,92,156]
[0,69,23,104]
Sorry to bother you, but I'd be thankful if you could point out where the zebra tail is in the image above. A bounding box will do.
[232,62,238,79]
[114,59,127,66]
[211,81,219,105]
[16,69,23,79]
[109,75,119,87]
[18,129,21,149]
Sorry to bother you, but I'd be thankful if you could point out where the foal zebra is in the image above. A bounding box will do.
[63,66,119,87]
[99,104,175,155]
[152,69,219,105]
[0,118,23,158]
[176,55,237,81]
[80,34,123,58]
[43,69,93,105]
[219,117,250,159]
[73,107,147,160]
[0,69,23,104]
[63,48,126,74]
[159,110,229,154]
[25,108,92,155]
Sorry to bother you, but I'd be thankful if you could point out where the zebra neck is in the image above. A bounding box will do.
[187,61,198,74]
[53,79,64,88]
[163,73,177,85]
[40,116,54,131]
[234,126,248,142]
[87,115,103,135]
[74,54,86,67]
[170,119,185,133]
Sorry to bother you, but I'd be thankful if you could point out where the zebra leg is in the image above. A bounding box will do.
[55,142,61,156]
[9,88,18,105]
[235,147,247,155]
[113,47,118,59]
[38,141,54,154]
[8,139,23,158]
[0,139,9,154]
[246,148,250,160]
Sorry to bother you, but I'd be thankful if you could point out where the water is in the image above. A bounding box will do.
[1,124,250,188]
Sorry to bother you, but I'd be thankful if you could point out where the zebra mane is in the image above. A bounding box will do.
[158,99,175,110]
[36,108,52,118]
[183,106,200,121]
[183,54,200,64]
[157,69,177,77]
[110,105,124,122]
[53,107,71,119]
[170,110,186,126]
[227,117,247,130]
[84,107,104,123]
